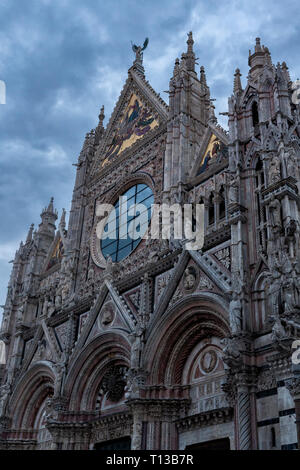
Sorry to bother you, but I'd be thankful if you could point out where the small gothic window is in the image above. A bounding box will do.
[271,427,276,448]
[219,186,226,220]
[252,101,259,128]
[255,157,267,252]
[255,158,264,187]
[208,193,215,225]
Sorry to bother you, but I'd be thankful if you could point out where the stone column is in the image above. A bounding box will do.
[127,399,188,450]
[223,362,255,450]
[131,409,144,450]
[236,382,252,449]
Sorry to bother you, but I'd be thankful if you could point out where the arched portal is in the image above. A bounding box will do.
[144,295,234,449]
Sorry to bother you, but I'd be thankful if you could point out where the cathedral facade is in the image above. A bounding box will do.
[1,33,300,450]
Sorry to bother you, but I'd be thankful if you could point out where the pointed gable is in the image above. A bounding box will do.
[101,92,159,167]
[43,232,64,273]
[90,68,168,176]
[197,133,228,175]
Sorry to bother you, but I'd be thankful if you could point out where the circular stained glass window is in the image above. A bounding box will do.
[100,184,154,262]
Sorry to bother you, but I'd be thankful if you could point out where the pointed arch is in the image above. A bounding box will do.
[8,361,55,429]
[144,294,229,385]
[64,332,131,411]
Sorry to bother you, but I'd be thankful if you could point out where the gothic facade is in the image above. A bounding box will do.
[1,33,300,450]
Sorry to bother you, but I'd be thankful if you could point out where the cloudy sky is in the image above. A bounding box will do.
[0,0,299,318]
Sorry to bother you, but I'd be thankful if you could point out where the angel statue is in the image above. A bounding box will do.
[131,38,149,63]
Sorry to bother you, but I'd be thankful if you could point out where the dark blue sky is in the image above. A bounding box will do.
[0,0,299,317]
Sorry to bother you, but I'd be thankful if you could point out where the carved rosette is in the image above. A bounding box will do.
[101,366,128,402]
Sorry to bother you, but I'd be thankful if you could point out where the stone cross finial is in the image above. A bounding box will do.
[233,68,243,94]
[186,31,196,72]
[26,223,34,243]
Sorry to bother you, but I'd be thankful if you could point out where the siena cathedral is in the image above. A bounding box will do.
[1,32,300,451]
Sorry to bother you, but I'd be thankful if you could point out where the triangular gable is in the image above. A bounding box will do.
[86,296,133,345]
[69,279,136,367]
[43,232,64,273]
[90,69,168,176]
[191,126,228,177]
[169,259,221,309]
[101,93,159,167]
[196,133,228,176]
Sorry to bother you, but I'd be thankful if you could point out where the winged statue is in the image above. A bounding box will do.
[131,38,149,62]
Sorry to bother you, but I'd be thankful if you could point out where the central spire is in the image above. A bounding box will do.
[185,31,196,72]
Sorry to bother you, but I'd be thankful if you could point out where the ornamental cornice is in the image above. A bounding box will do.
[126,398,190,421]
[175,407,233,431]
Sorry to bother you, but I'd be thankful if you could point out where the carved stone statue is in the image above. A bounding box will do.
[104,255,118,280]
[42,298,49,317]
[44,398,53,421]
[16,305,24,323]
[221,337,242,369]
[271,317,288,347]
[269,154,281,185]
[228,174,239,204]
[286,218,297,238]
[131,38,149,63]
[0,384,11,416]
[229,292,242,335]
[0,341,6,365]
[269,196,282,234]
[87,266,95,283]
[47,298,55,318]
[101,303,115,326]
[53,357,66,398]
[129,329,144,370]
[55,292,62,310]
[282,272,300,313]
[37,339,47,360]
[183,266,197,291]
[1,314,9,333]
[284,146,298,179]
[266,267,282,317]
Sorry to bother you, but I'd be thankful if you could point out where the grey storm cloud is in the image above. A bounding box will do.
[0,0,299,316]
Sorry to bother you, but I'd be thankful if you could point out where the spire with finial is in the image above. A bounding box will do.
[233,68,243,94]
[281,62,291,83]
[255,37,262,53]
[59,208,66,231]
[47,197,54,213]
[26,223,34,244]
[99,105,104,125]
[248,37,272,77]
[200,66,207,86]
[185,31,196,72]
[173,58,180,77]
[39,197,58,234]
[95,105,105,145]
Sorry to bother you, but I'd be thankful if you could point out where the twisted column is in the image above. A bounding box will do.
[237,386,252,450]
